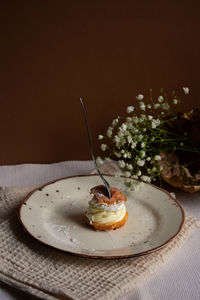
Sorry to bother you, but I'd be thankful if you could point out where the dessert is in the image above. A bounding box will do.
[86,185,128,230]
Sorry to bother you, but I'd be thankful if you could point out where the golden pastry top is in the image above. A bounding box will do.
[90,185,127,205]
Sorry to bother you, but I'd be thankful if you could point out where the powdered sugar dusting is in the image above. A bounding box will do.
[46,223,80,246]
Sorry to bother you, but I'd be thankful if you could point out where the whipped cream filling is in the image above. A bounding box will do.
[86,198,126,224]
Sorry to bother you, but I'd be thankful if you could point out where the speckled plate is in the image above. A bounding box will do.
[19,175,185,259]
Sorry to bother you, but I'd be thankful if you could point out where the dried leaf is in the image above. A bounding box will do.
[159,151,200,193]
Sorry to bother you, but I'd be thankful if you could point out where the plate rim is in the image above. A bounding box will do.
[18,174,185,259]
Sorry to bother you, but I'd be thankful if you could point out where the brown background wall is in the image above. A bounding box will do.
[1,1,200,164]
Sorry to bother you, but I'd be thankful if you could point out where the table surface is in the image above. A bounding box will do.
[0,161,200,300]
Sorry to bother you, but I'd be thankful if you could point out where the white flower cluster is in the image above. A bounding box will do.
[98,88,189,184]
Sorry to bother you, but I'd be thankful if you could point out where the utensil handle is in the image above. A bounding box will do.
[80,98,111,198]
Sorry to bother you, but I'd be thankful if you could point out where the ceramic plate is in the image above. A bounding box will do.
[19,175,185,259]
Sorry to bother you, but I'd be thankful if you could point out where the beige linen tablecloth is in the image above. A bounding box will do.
[0,161,200,300]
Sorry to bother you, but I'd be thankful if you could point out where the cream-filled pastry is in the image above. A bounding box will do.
[86,185,128,230]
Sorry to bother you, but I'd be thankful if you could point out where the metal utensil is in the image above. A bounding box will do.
[80,97,111,198]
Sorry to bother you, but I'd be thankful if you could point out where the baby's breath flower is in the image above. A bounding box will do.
[154,103,160,109]
[127,123,133,130]
[125,171,131,177]
[132,116,139,124]
[101,144,107,151]
[180,142,184,146]
[155,118,161,126]
[126,106,134,113]
[161,103,170,110]
[158,96,164,102]
[138,134,143,141]
[127,152,132,159]
[173,99,178,104]
[136,170,142,176]
[126,117,132,122]
[112,118,119,127]
[140,150,146,158]
[114,151,121,158]
[121,123,127,131]
[133,128,139,133]
[154,155,161,161]
[127,135,132,144]
[142,128,147,132]
[141,175,151,183]
[106,126,113,137]
[148,115,153,121]
[147,104,152,109]
[121,137,126,144]
[121,149,125,154]
[141,142,145,148]
[97,156,104,165]
[131,141,137,149]
[118,160,126,168]
[139,114,146,122]
[140,114,146,119]
[151,122,157,129]
[137,158,145,166]
[114,135,120,147]
[123,153,127,158]
[151,118,161,129]
[136,94,144,100]
[127,164,133,170]
[139,102,146,111]
[118,131,124,138]
[182,87,189,94]
[98,135,104,140]
[146,157,151,161]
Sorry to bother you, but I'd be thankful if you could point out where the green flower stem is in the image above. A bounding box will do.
[145,137,187,143]
[156,128,182,137]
